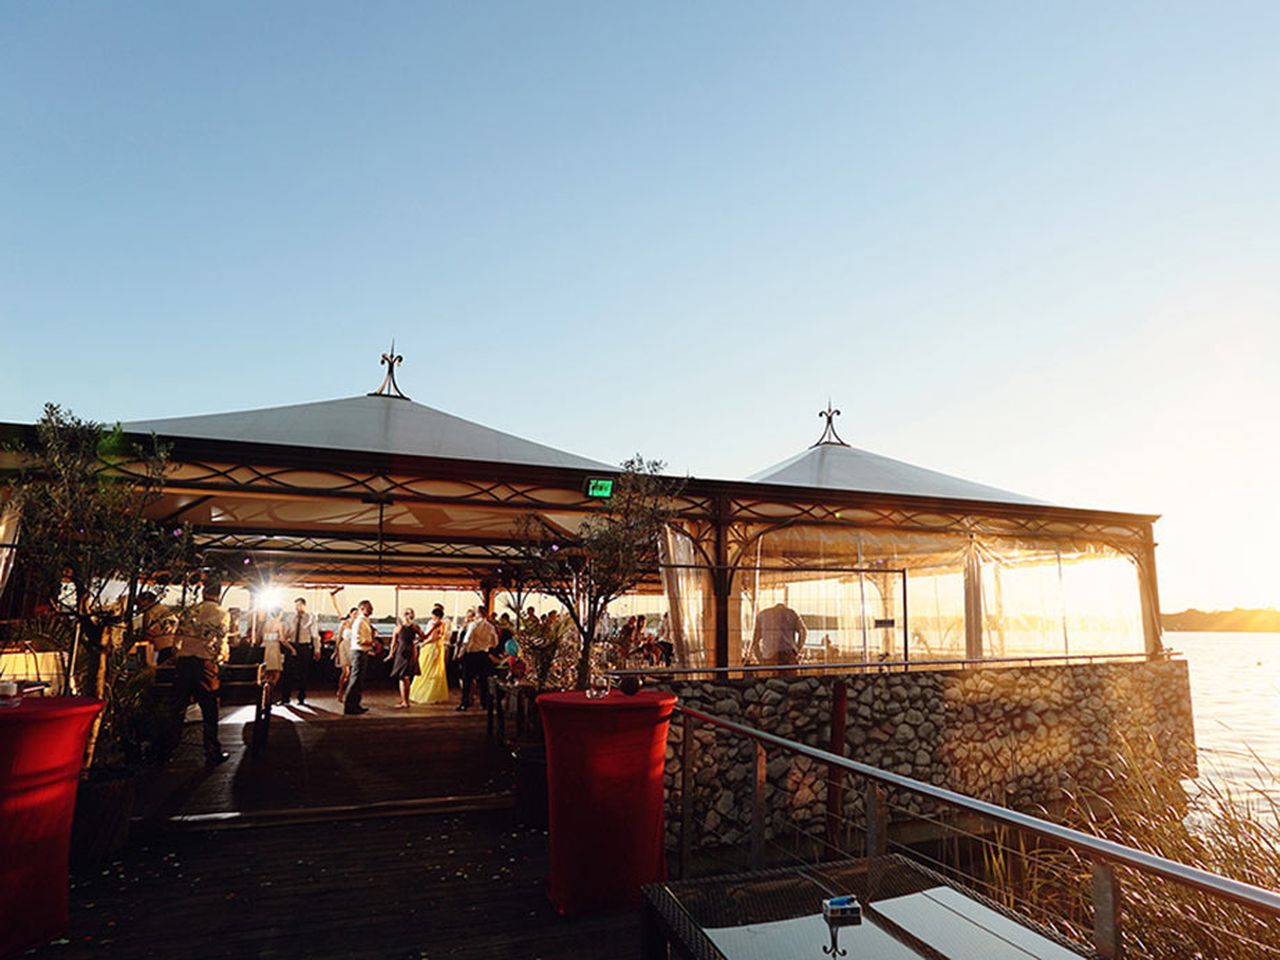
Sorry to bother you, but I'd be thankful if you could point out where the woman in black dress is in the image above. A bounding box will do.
[388,608,424,708]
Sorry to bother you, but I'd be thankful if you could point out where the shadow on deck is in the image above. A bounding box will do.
[23,686,645,958]
[136,688,514,822]
[28,810,640,960]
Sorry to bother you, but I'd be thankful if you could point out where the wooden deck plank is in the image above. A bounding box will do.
[27,810,640,960]
[137,688,513,820]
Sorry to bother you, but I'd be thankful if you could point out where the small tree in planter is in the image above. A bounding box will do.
[512,456,681,691]
[6,405,199,856]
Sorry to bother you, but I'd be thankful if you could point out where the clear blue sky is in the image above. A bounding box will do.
[2,1,1278,609]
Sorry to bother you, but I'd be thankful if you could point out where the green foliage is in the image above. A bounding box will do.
[5,404,199,767]
[516,609,579,691]
[512,455,682,689]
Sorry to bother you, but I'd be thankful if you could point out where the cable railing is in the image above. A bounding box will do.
[672,703,1280,959]
[612,649,1162,681]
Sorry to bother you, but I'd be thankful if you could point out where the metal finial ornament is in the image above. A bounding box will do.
[368,340,410,400]
[813,399,849,447]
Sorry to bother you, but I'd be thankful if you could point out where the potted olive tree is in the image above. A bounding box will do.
[5,404,198,862]
[512,455,680,690]
[506,456,680,826]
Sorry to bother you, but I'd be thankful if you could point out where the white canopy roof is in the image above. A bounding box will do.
[125,394,611,472]
[749,442,1046,506]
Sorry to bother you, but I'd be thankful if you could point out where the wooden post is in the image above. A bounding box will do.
[679,711,694,879]
[824,680,848,858]
[1092,859,1122,958]
[750,742,767,869]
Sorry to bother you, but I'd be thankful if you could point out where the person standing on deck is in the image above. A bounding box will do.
[280,597,321,705]
[171,581,230,764]
[136,591,177,665]
[260,607,292,702]
[750,602,807,666]
[449,607,476,689]
[387,608,424,708]
[410,604,451,705]
[334,606,357,702]
[457,605,497,711]
[344,600,376,715]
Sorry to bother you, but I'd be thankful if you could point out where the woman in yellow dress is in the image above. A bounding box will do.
[409,604,450,704]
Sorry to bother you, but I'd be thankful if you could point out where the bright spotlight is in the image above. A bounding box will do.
[255,585,288,610]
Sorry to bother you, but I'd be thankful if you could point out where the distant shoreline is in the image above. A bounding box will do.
[1162,609,1280,633]
[1166,627,1280,634]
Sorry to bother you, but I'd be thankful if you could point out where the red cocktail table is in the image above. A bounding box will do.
[539,689,677,916]
[0,697,102,959]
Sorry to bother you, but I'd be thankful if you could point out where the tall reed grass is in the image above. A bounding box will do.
[975,738,1280,959]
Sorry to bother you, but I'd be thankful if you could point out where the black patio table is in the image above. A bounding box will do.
[641,854,1091,960]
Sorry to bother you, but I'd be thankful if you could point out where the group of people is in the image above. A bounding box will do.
[134,581,693,765]
[257,598,322,705]
[329,601,508,714]
[330,601,450,713]
[608,613,673,667]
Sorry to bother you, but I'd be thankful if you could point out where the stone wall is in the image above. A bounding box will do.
[659,659,1195,850]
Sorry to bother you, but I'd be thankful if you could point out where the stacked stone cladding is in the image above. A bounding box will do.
[658,659,1195,851]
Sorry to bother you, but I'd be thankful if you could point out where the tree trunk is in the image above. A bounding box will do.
[82,643,109,770]
[576,637,592,691]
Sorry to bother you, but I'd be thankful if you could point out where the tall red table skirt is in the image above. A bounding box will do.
[539,689,676,916]
[0,697,102,959]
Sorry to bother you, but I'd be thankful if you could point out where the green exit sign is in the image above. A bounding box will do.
[584,477,615,499]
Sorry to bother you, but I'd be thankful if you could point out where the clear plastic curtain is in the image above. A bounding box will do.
[660,526,709,667]
[0,504,18,604]
[975,538,1146,657]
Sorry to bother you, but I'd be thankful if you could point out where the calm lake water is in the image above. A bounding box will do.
[1169,631,1280,809]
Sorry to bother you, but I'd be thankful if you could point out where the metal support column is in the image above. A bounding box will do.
[679,711,694,878]
[1092,859,1123,958]
[963,539,983,660]
[824,681,848,858]
[866,782,887,857]
[712,495,730,668]
[750,742,767,868]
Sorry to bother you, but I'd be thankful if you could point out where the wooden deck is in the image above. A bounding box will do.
[25,684,642,958]
[28,810,640,959]
[137,687,514,821]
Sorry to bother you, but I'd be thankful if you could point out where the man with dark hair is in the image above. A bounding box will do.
[171,581,229,764]
[750,601,807,666]
[457,604,497,711]
[280,596,320,705]
[344,599,375,715]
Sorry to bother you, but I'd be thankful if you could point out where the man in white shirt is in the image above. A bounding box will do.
[457,605,497,711]
[170,582,230,764]
[750,602,807,665]
[343,600,376,715]
[279,597,321,705]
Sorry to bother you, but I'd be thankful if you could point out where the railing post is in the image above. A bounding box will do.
[751,741,767,869]
[866,782,887,857]
[1092,859,1122,958]
[824,680,848,859]
[679,711,694,879]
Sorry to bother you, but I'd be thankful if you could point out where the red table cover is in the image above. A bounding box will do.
[0,697,102,959]
[539,689,676,916]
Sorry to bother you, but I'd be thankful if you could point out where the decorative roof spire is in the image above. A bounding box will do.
[813,399,849,447]
[368,340,410,400]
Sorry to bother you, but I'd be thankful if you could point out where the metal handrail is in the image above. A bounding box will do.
[612,650,1163,678]
[676,704,1280,917]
